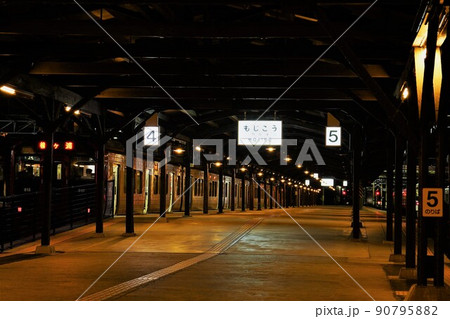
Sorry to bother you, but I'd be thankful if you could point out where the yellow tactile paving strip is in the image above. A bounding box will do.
[80,218,263,301]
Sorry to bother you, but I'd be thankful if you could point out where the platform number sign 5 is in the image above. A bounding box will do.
[422,188,443,217]
[144,126,160,146]
[325,127,341,147]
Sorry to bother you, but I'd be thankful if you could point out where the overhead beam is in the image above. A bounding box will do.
[95,87,376,101]
[29,61,390,78]
[317,10,411,141]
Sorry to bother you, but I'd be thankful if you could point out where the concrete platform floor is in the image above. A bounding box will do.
[0,206,427,301]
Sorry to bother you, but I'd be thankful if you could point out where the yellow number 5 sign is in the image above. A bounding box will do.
[422,188,443,217]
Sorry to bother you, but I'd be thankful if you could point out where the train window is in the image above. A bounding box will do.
[177,176,181,195]
[135,171,142,194]
[214,181,218,197]
[153,175,158,194]
[56,163,62,180]
[200,179,203,195]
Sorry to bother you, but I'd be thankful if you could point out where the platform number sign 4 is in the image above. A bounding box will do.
[144,126,159,146]
[325,127,341,147]
[422,188,443,217]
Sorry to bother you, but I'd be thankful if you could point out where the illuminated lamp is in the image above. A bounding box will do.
[38,141,47,150]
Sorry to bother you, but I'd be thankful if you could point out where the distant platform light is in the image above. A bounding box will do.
[402,87,409,100]
[281,179,286,183]
[195,146,202,152]
[239,167,247,172]
[214,161,222,167]
[304,170,309,174]
[284,156,292,162]
[297,164,302,168]
[266,146,276,152]
[0,85,16,95]
[257,172,263,177]
[173,147,185,154]
[270,177,275,181]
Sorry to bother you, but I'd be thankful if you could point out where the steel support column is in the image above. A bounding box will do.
[394,137,404,255]
[241,174,246,212]
[218,163,224,214]
[257,180,262,210]
[230,169,235,211]
[386,136,394,241]
[95,142,104,233]
[352,129,361,239]
[159,162,166,217]
[125,165,135,233]
[40,131,54,246]
[184,143,191,217]
[203,161,209,214]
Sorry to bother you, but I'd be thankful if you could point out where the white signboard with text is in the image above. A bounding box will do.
[321,178,334,187]
[238,120,282,145]
[144,126,160,146]
[325,127,341,147]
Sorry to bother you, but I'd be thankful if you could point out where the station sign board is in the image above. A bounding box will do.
[325,127,341,147]
[422,188,443,217]
[238,120,282,145]
[143,126,159,146]
[321,178,334,187]
[305,179,310,186]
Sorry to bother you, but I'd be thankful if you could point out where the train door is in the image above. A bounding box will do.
[168,172,174,212]
[144,168,152,213]
[112,164,120,215]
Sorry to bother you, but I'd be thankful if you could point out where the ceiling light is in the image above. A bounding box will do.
[402,87,409,100]
[0,85,16,95]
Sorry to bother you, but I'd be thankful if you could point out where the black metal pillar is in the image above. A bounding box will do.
[125,165,135,233]
[203,161,209,214]
[257,180,262,210]
[95,142,104,233]
[40,131,54,246]
[406,139,416,268]
[184,144,191,217]
[386,136,394,241]
[241,174,246,211]
[405,73,419,269]
[218,164,224,214]
[394,136,404,255]
[269,181,273,209]
[417,6,438,286]
[352,130,361,239]
[230,169,235,211]
[159,162,166,217]
[249,171,254,210]
[263,180,267,209]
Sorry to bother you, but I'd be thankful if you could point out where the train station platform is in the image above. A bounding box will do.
[0,206,447,301]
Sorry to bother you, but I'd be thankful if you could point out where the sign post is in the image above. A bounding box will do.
[422,188,443,217]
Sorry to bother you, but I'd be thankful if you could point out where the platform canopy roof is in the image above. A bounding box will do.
[0,0,426,182]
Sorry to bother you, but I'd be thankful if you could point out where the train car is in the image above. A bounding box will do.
[107,152,241,215]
